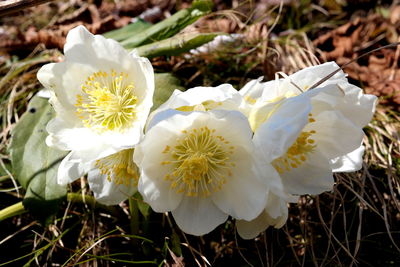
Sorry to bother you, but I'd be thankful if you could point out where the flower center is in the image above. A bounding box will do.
[161,127,235,197]
[244,95,257,104]
[175,100,223,112]
[272,114,317,174]
[75,70,138,132]
[95,149,139,186]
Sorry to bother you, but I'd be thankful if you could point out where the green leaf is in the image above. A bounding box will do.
[103,19,152,42]
[133,192,151,218]
[153,73,185,111]
[170,231,182,257]
[121,0,213,49]
[9,94,67,223]
[136,32,219,58]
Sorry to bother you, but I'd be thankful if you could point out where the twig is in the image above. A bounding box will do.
[0,0,55,17]
[309,42,400,90]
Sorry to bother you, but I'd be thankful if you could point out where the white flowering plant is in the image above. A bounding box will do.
[2,1,393,266]
[6,25,377,233]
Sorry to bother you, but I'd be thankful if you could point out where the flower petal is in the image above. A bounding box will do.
[46,118,121,161]
[172,196,228,236]
[281,150,334,195]
[253,93,312,161]
[289,61,346,91]
[309,110,365,160]
[236,192,289,239]
[64,26,134,70]
[57,152,88,186]
[37,62,95,124]
[137,164,183,212]
[239,77,265,102]
[330,145,365,172]
[147,84,247,128]
[325,81,377,128]
[88,169,137,205]
[211,148,269,221]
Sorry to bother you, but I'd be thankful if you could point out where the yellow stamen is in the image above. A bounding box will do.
[272,114,317,174]
[95,149,139,186]
[161,126,235,197]
[75,70,138,132]
[175,100,224,112]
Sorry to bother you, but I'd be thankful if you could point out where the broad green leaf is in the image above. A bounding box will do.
[121,0,213,49]
[103,19,152,42]
[136,32,219,58]
[9,94,67,222]
[153,73,185,111]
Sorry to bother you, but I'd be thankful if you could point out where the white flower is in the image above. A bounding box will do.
[37,25,153,204]
[37,25,154,164]
[58,149,139,205]
[241,62,377,172]
[242,62,377,195]
[134,109,278,236]
[146,84,249,129]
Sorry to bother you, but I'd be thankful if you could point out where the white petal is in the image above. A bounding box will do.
[329,81,377,128]
[37,89,51,99]
[309,110,364,159]
[137,165,183,212]
[256,157,285,196]
[148,84,246,128]
[57,152,88,185]
[281,150,334,195]
[236,211,271,239]
[239,77,264,99]
[253,93,312,161]
[236,193,288,239]
[289,61,346,91]
[46,114,147,163]
[46,118,120,161]
[64,26,132,70]
[88,169,137,205]
[37,62,95,124]
[331,145,365,172]
[146,107,184,131]
[172,196,228,236]
[212,148,268,221]
[135,114,186,212]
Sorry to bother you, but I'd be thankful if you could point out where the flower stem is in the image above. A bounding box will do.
[0,201,27,221]
[129,197,139,245]
[0,193,120,221]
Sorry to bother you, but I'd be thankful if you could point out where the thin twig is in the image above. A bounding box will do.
[0,0,55,17]
[309,42,400,90]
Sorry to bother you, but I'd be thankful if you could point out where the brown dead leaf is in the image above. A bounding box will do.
[165,248,185,267]
[0,0,165,56]
[200,18,239,33]
[314,9,400,108]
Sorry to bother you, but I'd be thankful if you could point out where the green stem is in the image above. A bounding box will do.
[129,197,139,245]
[0,201,27,221]
[0,193,120,221]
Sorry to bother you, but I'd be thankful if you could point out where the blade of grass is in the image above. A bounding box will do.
[121,0,213,49]
[136,32,219,58]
